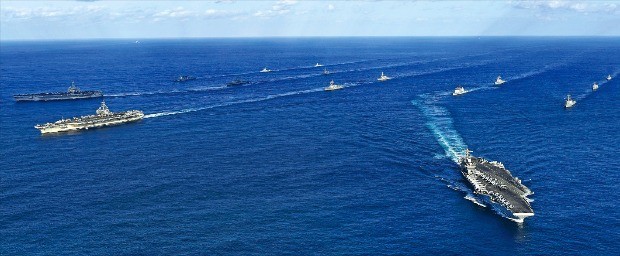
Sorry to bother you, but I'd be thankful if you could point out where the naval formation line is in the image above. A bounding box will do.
[13,60,616,222]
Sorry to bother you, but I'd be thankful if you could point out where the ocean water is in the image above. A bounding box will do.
[1,37,619,255]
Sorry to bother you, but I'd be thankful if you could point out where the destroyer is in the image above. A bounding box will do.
[377,72,391,81]
[324,80,343,91]
[176,75,196,82]
[226,80,250,87]
[494,76,506,85]
[565,94,576,108]
[34,101,144,134]
[13,81,103,102]
[452,86,467,96]
[459,149,534,222]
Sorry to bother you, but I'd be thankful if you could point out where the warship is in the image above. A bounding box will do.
[565,94,576,108]
[377,72,391,81]
[452,86,467,96]
[494,76,506,85]
[13,81,103,102]
[459,149,534,222]
[226,80,250,87]
[34,101,144,134]
[176,75,196,82]
[324,80,343,91]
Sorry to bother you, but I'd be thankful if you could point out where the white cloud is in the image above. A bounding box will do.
[151,7,245,22]
[327,4,335,11]
[1,5,106,21]
[1,4,245,24]
[253,0,298,18]
[510,0,618,13]
[204,9,243,19]
[153,7,193,19]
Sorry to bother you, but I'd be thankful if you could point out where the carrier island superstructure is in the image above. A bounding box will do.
[34,101,144,134]
[459,149,534,222]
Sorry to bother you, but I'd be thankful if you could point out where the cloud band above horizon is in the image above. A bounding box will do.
[1,0,619,40]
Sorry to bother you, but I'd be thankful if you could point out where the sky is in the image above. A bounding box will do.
[1,0,619,40]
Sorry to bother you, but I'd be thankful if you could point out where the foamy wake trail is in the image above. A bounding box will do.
[412,98,467,163]
[508,62,565,81]
[444,63,564,97]
[197,62,368,78]
[572,70,618,101]
[458,86,498,95]
[437,175,487,207]
[106,85,233,98]
[394,61,492,80]
[464,194,487,208]
[143,87,325,119]
[187,85,228,92]
[105,91,167,97]
[440,176,522,222]
[490,203,524,223]
[201,71,256,79]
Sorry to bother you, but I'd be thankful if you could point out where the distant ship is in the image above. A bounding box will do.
[459,149,534,222]
[176,75,196,82]
[495,76,506,85]
[226,80,250,87]
[324,80,344,91]
[260,67,272,73]
[565,94,576,108]
[13,81,103,102]
[34,101,144,134]
[315,63,324,67]
[592,82,599,91]
[323,68,330,75]
[377,72,391,81]
[452,86,467,96]
[607,74,612,81]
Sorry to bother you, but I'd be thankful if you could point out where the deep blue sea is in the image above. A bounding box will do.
[1,37,619,255]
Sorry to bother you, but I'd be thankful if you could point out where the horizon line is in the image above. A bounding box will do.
[3,35,620,42]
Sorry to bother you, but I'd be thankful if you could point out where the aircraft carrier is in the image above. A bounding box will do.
[14,81,103,102]
[459,149,534,222]
[34,101,144,134]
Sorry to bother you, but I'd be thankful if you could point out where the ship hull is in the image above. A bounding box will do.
[453,90,466,96]
[324,87,343,91]
[14,91,103,102]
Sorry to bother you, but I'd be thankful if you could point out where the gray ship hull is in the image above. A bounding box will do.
[14,91,103,102]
